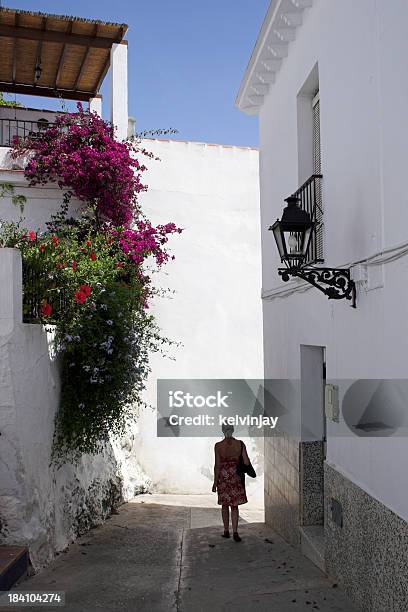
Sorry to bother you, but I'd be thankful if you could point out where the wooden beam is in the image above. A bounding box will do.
[55,21,72,89]
[94,51,110,94]
[0,82,92,101]
[0,23,121,49]
[74,24,97,91]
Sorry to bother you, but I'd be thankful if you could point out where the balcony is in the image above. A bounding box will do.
[0,108,57,147]
[292,173,323,265]
[0,6,129,142]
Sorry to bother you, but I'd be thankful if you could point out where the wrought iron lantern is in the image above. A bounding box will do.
[270,195,314,268]
[270,193,356,306]
[34,61,42,83]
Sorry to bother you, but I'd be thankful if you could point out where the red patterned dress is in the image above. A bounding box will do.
[217,456,248,506]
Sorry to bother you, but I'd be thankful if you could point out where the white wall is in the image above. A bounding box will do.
[132,139,264,503]
[0,107,60,123]
[0,249,150,570]
[258,0,408,520]
[0,149,82,232]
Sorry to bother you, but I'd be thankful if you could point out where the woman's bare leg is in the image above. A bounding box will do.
[231,505,239,533]
[221,505,230,531]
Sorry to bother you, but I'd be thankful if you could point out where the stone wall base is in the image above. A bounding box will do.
[324,463,408,612]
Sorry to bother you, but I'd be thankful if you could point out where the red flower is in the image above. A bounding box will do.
[116,261,124,268]
[86,240,92,247]
[90,252,97,261]
[51,235,59,246]
[72,260,77,272]
[80,284,91,297]
[55,262,63,270]
[74,291,87,304]
[40,302,52,317]
[21,233,27,241]
[29,231,36,242]
[39,244,46,252]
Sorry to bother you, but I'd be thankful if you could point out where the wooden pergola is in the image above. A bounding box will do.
[0,7,128,101]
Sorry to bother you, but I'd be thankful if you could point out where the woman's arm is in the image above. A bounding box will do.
[212,444,220,492]
[242,442,250,466]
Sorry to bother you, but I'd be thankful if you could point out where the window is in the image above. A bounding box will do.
[296,68,324,264]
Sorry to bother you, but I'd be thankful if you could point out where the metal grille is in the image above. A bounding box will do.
[293,174,323,265]
[0,118,53,147]
[312,95,323,261]
[22,261,67,323]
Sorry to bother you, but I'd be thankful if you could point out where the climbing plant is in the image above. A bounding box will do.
[0,105,182,459]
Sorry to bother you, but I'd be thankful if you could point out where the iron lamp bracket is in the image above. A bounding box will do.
[278,267,356,307]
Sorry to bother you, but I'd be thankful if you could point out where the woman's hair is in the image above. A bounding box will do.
[222,423,234,438]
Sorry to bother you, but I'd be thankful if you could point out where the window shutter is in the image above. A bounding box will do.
[313,94,321,174]
[312,93,323,261]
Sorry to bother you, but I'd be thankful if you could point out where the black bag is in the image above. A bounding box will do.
[236,441,256,486]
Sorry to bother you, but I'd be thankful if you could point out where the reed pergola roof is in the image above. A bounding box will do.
[0,7,128,101]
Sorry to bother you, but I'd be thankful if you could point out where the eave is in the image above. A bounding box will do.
[236,0,313,115]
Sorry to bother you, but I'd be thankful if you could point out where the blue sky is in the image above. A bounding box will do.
[2,0,270,146]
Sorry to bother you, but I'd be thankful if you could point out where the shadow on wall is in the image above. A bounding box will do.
[0,250,149,570]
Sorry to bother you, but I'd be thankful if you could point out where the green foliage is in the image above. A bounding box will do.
[0,110,181,461]
[0,92,22,108]
[0,183,27,214]
[0,219,175,460]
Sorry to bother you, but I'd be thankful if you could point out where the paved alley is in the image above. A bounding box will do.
[5,495,358,612]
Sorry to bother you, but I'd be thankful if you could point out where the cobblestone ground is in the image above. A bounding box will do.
[4,495,359,612]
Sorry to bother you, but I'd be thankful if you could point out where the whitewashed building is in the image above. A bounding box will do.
[237,1,408,610]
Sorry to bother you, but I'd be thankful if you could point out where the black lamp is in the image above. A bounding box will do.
[34,61,42,83]
[269,191,356,306]
[270,195,314,268]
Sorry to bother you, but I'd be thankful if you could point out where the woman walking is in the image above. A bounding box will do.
[212,424,251,542]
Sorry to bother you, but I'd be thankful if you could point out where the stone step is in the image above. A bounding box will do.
[300,525,326,573]
[0,547,29,591]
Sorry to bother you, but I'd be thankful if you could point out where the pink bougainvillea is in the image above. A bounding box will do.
[12,104,183,273]
[4,109,184,457]
[12,104,147,227]
[110,221,182,267]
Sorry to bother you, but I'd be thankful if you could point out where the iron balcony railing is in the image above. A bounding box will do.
[22,261,67,323]
[0,118,53,147]
[293,173,323,264]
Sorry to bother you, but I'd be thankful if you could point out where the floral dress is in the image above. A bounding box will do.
[217,456,248,506]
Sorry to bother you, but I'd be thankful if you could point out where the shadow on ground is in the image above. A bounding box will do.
[3,497,359,612]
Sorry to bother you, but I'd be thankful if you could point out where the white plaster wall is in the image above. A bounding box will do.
[258,0,408,520]
[0,148,82,232]
[110,43,128,141]
[132,139,264,503]
[0,249,150,569]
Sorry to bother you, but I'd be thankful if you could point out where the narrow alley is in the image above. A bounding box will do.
[5,495,358,612]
